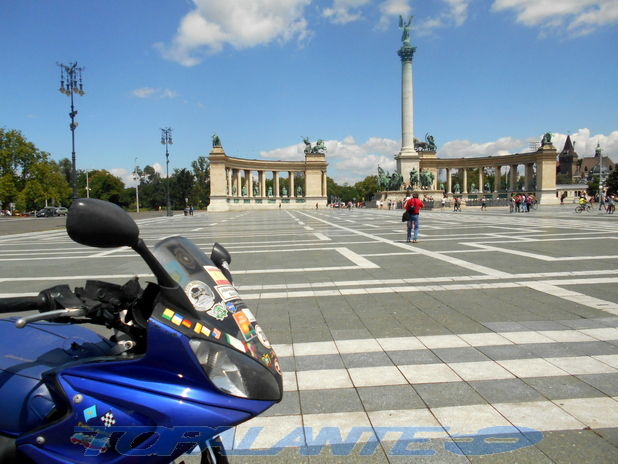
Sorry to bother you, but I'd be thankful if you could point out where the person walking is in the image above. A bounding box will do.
[405,193,425,243]
[481,196,487,211]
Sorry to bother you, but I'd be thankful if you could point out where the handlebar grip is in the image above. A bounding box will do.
[0,292,52,314]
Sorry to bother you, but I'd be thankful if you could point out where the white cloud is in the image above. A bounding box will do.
[131,87,179,99]
[437,136,526,158]
[323,0,372,24]
[131,87,157,98]
[376,0,413,31]
[260,136,399,184]
[415,0,471,35]
[156,0,312,66]
[552,128,618,159]
[491,0,618,37]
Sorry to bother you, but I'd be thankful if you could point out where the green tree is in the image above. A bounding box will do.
[354,175,378,201]
[172,168,195,208]
[0,128,44,205]
[191,156,210,208]
[606,170,618,195]
[20,157,71,209]
[140,166,166,210]
[587,176,600,197]
[89,170,128,207]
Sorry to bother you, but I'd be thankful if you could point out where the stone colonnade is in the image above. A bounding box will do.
[208,147,328,211]
[418,145,559,205]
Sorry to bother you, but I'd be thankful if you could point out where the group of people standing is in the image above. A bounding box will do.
[510,193,536,213]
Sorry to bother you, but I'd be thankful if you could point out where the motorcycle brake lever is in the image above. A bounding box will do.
[15,307,89,328]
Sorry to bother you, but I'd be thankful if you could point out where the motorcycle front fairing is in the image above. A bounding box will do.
[14,236,283,463]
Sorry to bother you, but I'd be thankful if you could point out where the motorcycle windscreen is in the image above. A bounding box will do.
[152,237,282,378]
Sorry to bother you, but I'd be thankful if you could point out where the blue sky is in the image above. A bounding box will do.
[1,0,617,185]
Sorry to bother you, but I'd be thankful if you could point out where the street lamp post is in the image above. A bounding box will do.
[86,170,90,198]
[57,62,85,201]
[134,157,140,213]
[161,128,173,216]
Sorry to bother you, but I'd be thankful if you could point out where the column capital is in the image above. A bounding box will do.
[398,46,416,62]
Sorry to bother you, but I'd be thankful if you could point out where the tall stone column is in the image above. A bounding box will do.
[289,171,295,198]
[494,166,501,193]
[524,163,534,191]
[463,169,468,194]
[274,172,280,198]
[246,170,253,197]
[479,168,484,193]
[259,171,265,197]
[395,40,419,180]
[509,165,518,192]
[235,170,242,197]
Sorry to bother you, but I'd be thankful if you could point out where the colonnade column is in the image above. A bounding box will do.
[494,166,501,193]
[274,172,280,198]
[509,165,518,192]
[245,170,253,197]
[236,170,242,197]
[524,163,534,191]
[227,169,232,196]
[463,169,468,194]
[479,168,484,193]
[259,171,265,197]
[322,171,327,196]
[289,172,295,198]
[447,168,452,194]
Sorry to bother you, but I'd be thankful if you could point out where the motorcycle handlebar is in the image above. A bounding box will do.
[0,292,53,314]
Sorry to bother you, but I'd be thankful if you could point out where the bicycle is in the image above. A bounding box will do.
[530,199,539,210]
[575,203,592,213]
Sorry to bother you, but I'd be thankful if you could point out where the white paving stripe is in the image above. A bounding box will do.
[284,355,617,390]
[227,397,618,450]
[299,212,513,279]
[335,247,379,269]
[275,329,618,358]
[528,281,618,316]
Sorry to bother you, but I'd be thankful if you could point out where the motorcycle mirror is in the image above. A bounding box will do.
[67,199,140,248]
[210,242,232,267]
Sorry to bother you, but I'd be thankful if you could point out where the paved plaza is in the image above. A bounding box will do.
[1,205,617,462]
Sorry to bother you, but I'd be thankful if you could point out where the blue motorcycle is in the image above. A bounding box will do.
[0,199,283,463]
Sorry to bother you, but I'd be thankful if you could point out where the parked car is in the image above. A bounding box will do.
[36,207,58,218]
[56,206,68,216]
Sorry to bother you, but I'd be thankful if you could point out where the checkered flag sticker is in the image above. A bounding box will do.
[100,410,116,428]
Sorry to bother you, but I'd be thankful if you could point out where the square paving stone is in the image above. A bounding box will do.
[522,342,581,358]
[520,320,570,331]
[476,344,537,361]
[524,376,608,400]
[413,382,488,409]
[262,390,301,417]
[468,378,545,404]
[386,349,442,365]
[295,354,345,371]
[565,341,618,356]
[341,351,393,369]
[357,384,425,411]
[576,373,618,396]
[299,388,364,415]
[432,347,491,363]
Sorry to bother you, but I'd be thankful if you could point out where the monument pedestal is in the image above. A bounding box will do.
[395,148,420,184]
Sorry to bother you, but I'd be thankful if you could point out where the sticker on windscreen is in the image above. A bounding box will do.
[184,281,215,311]
[215,285,241,301]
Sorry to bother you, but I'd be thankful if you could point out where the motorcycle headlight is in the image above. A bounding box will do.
[189,339,282,401]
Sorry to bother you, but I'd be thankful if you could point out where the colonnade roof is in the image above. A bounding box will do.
[420,147,558,169]
[211,153,327,172]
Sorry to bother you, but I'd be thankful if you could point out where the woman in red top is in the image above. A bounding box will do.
[406,193,425,243]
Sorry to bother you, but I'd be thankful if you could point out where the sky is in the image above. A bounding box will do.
[1,0,617,186]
